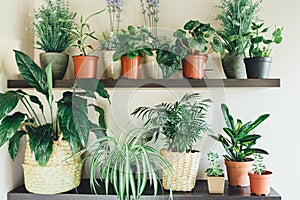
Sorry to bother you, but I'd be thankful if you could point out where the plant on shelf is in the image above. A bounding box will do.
[106,0,123,33]
[173,20,224,79]
[78,128,174,200]
[210,103,269,187]
[132,93,211,191]
[0,50,110,194]
[32,0,77,79]
[244,22,283,78]
[139,0,160,36]
[215,0,262,78]
[112,25,153,79]
[205,151,225,194]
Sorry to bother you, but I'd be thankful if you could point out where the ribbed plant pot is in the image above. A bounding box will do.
[225,159,253,187]
[143,51,163,79]
[73,55,98,79]
[40,52,69,80]
[244,57,272,78]
[101,50,121,79]
[121,55,141,79]
[248,170,273,196]
[207,175,225,194]
[182,54,207,79]
[221,53,247,79]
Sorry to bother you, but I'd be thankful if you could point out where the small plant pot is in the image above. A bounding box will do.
[182,54,207,79]
[101,50,121,79]
[221,53,247,79]
[121,55,141,79]
[225,159,253,187]
[244,57,272,78]
[40,52,69,80]
[207,175,225,194]
[143,51,163,79]
[248,170,273,196]
[73,55,98,79]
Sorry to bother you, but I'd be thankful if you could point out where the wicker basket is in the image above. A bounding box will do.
[22,139,83,194]
[160,149,201,191]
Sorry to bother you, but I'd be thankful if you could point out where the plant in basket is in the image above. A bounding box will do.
[131,93,211,191]
[0,50,110,194]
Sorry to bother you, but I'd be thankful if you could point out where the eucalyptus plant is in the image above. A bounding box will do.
[210,104,269,162]
[252,153,266,175]
[78,128,174,200]
[0,50,110,166]
[131,93,212,153]
[33,0,76,52]
[205,151,224,177]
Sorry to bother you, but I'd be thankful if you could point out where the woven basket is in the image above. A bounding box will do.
[160,149,201,191]
[23,139,83,194]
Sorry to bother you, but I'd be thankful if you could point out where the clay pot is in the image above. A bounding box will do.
[121,55,141,79]
[73,55,98,79]
[182,54,207,79]
[222,53,247,79]
[225,159,253,187]
[40,52,69,80]
[248,170,273,196]
[244,57,272,78]
[207,175,225,194]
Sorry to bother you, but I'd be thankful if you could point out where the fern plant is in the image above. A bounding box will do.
[33,0,76,52]
[131,93,212,152]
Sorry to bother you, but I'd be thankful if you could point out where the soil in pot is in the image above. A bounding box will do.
[182,54,207,79]
[40,52,69,80]
[221,53,247,79]
[121,55,141,79]
[248,170,273,196]
[73,55,98,79]
[225,159,253,187]
[244,57,272,78]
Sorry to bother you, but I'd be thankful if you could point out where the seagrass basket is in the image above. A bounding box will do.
[160,149,201,191]
[22,138,83,194]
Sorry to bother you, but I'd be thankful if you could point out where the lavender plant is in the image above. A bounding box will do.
[106,0,123,33]
[139,0,160,35]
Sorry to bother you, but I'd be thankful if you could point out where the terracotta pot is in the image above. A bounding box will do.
[73,55,98,79]
[182,54,207,79]
[225,159,253,187]
[248,170,273,196]
[40,52,69,80]
[207,175,225,194]
[121,55,141,79]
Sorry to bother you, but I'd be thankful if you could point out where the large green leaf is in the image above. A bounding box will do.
[183,20,200,31]
[0,112,25,147]
[13,50,48,98]
[0,91,23,121]
[8,130,25,160]
[243,114,270,135]
[221,104,235,131]
[93,105,107,133]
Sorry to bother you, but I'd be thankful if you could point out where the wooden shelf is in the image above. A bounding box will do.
[7,179,281,200]
[7,78,280,89]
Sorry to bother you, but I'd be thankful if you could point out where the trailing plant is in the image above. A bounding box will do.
[78,128,174,200]
[32,0,77,52]
[252,153,266,175]
[112,25,154,61]
[205,151,224,177]
[210,104,269,162]
[216,0,262,56]
[106,0,123,33]
[0,50,110,166]
[131,93,212,152]
[247,22,283,57]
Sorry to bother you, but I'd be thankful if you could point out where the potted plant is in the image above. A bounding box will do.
[78,128,174,200]
[248,153,273,196]
[174,20,224,79]
[0,50,110,194]
[33,0,76,79]
[113,25,153,79]
[131,93,211,191]
[205,151,225,194]
[210,104,269,187]
[66,9,105,79]
[244,22,283,78]
[216,0,261,79]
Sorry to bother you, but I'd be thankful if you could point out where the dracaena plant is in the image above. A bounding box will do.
[77,128,174,200]
[131,93,212,153]
[210,104,269,162]
[0,50,110,166]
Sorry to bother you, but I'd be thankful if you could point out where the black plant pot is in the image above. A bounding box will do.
[244,57,272,79]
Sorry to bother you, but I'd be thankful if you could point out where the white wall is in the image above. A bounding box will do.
[1,0,299,199]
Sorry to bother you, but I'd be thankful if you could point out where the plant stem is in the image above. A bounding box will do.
[21,98,41,126]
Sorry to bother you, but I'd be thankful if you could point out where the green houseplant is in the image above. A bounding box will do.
[205,151,224,194]
[112,25,153,79]
[210,103,269,187]
[33,0,76,79]
[132,93,211,191]
[244,22,283,78]
[78,128,174,200]
[173,20,224,79]
[216,0,261,78]
[0,50,110,194]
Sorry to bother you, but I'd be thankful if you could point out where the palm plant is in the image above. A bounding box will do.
[131,93,212,152]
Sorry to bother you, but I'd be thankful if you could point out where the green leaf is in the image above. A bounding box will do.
[8,130,25,160]
[173,29,186,39]
[183,20,200,31]
[45,61,53,103]
[0,91,23,121]
[243,114,270,134]
[93,105,106,132]
[244,148,269,156]
[221,104,235,131]
[29,95,44,113]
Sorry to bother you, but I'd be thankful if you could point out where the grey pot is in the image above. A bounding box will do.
[40,52,69,80]
[221,53,247,79]
[244,57,272,79]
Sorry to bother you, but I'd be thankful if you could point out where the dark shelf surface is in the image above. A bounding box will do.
[8,179,281,200]
[7,78,281,89]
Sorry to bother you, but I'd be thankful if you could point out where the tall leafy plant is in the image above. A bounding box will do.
[0,50,110,166]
